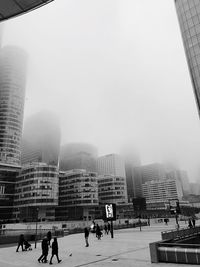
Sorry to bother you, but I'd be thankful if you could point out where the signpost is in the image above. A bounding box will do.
[105,204,116,238]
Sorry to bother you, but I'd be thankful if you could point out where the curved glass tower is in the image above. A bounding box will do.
[175,0,200,116]
[0,46,27,166]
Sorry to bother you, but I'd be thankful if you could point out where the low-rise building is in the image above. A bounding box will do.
[98,175,128,205]
[57,169,99,220]
[14,163,59,221]
[142,178,183,210]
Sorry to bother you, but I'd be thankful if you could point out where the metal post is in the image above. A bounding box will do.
[35,208,38,249]
[110,220,114,238]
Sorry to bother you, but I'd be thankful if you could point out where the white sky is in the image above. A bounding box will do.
[2,0,200,181]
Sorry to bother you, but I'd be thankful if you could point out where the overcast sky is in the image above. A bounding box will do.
[2,0,200,181]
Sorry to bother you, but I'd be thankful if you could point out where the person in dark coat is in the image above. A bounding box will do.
[84,227,89,247]
[188,218,193,229]
[96,224,102,240]
[49,237,62,264]
[192,217,196,228]
[47,231,52,246]
[104,224,108,234]
[38,237,49,263]
[16,234,25,252]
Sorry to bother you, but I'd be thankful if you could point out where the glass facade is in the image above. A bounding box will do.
[98,175,128,205]
[59,169,98,207]
[175,0,200,115]
[0,46,27,166]
[0,164,20,222]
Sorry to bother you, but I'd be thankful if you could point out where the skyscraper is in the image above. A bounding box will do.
[0,46,27,166]
[22,111,61,166]
[0,46,27,221]
[121,147,141,202]
[59,143,97,172]
[97,154,126,177]
[175,0,200,115]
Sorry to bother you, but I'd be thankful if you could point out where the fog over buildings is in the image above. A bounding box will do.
[2,0,200,181]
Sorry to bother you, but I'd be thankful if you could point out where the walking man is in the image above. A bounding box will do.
[49,237,62,264]
[84,227,89,247]
[16,234,25,252]
[38,237,49,263]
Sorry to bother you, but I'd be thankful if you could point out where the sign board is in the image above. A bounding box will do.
[105,204,116,221]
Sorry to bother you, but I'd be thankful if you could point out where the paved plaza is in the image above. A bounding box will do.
[0,219,196,267]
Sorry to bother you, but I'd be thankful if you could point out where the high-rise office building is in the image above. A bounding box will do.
[133,163,166,198]
[121,147,141,202]
[97,154,126,177]
[166,169,190,196]
[22,111,61,166]
[0,46,27,166]
[175,0,200,115]
[59,143,97,172]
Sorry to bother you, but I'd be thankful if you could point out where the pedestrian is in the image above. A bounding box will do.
[47,231,52,246]
[107,223,110,234]
[147,218,150,226]
[49,237,62,265]
[104,224,108,234]
[188,218,193,229]
[96,224,102,240]
[164,218,168,225]
[16,234,25,252]
[38,237,49,263]
[84,227,89,247]
[192,217,196,228]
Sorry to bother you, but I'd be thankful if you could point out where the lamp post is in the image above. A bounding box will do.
[34,208,39,249]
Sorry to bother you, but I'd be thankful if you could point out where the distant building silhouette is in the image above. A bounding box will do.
[0,46,27,166]
[59,143,97,172]
[120,147,141,202]
[22,111,61,166]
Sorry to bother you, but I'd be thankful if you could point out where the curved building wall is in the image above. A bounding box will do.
[0,46,27,166]
[175,0,200,115]
[14,163,59,208]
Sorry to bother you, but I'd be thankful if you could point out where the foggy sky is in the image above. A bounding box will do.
[2,0,200,181]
